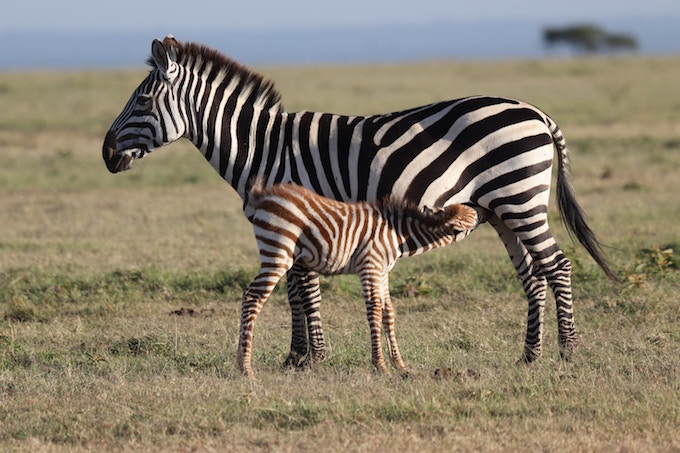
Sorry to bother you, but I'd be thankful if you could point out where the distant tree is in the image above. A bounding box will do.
[543,24,638,54]
[602,33,638,52]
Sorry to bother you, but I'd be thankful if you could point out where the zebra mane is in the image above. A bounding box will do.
[148,37,284,112]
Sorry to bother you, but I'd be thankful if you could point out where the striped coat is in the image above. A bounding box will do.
[103,36,617,369]
[237,180,478,376]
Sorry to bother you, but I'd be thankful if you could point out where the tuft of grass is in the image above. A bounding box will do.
[393,274,435,298]
[0,267,265,322]
[3,296,43,323]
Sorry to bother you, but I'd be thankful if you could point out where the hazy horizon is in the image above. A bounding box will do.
[2,12,679,70]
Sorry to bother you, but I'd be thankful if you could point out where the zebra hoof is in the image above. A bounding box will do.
[517,347,541,366]
[296,351,327,370]
[282,350,307,369]
[559,336,580,362]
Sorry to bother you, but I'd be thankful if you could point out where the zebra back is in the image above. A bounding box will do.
[249,179,478,273]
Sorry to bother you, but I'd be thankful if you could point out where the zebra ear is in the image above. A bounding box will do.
[151,38,178,81]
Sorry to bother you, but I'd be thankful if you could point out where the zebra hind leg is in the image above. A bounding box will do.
[282,283,307,368]
[493,215,579,363]
[360,273,389,373]
[518,268,548,364]
[520,241,578,362]
[382,298,406,372]
[380,275,406,372]
[544,251,578,361]
[489,215,550,364]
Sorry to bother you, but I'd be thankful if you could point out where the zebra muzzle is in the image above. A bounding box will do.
[102,131,133,173]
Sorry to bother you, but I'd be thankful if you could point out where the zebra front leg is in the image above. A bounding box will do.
[283,267,309,368]
[238,268,287,377]
[237,289,266,378]
[283,266,327,368]
[301,271,327,366]
[380,274,406,371]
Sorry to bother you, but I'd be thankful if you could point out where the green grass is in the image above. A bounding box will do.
[1,56,679,451]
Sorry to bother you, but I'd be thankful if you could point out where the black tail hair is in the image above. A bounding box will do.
[551,119,619,282]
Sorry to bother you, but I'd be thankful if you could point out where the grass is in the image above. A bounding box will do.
[1,55,679,451]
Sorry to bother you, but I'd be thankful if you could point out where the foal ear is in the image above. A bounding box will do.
[151,36,179,81]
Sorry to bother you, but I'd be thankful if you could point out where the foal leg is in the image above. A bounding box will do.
[238,266,288,377]
[360,271,388,373]
[379,273,406,371]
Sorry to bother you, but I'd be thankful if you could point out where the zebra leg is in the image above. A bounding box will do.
[542,249,578,361]
[283,268,308,368]
[238,268,287,377]
[520,243,577,361]
[493,213,579,362]
[379,274,406,371]
[489,215,549,363]
[360,272,388,373]
[517,264,548,363]
[509,219,578,361]
[283,265,327,368]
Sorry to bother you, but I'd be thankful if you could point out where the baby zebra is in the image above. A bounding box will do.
[238,180,479,377]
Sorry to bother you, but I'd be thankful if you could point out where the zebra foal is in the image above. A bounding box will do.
[238,180,479,376]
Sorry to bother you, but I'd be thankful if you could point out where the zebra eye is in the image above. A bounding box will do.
[137,95,152,107]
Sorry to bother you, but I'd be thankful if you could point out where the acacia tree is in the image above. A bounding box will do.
[543,24,638,54]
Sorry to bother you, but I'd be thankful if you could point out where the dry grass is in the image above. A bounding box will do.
[1,56,679,452]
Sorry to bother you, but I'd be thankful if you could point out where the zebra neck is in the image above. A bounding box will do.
[187,103,368,210]
[188,105,290,203]
[396,216,455,257]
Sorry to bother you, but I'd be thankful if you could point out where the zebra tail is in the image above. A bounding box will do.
[550,119,620,282]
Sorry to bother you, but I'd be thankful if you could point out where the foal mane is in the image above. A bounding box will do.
[379,196,477,231]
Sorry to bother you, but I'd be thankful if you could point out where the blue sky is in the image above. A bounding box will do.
[3,0,680,32]
[2,1,679,69]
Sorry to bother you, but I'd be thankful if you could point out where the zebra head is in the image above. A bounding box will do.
[103,36,185,173]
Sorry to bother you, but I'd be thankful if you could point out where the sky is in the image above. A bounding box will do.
[3,0,680,33]
[2,1,679,69]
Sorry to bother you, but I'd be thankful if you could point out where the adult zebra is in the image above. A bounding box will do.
[103,36,617,367]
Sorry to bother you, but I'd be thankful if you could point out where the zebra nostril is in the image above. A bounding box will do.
[102,131,127,173]
[103,130,117,150]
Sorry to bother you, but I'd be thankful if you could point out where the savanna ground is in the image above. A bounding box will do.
[1,56,679,452]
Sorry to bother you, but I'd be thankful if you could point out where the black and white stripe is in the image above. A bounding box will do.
[103,36,617,367]
[237,180,478,376]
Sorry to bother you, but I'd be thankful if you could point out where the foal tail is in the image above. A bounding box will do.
[548,118,619,282]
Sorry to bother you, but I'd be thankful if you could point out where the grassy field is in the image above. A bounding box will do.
[1,56,679,451]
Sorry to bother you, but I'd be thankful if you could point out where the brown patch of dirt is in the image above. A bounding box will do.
[432,367,479,382]
[169,307,216,317]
